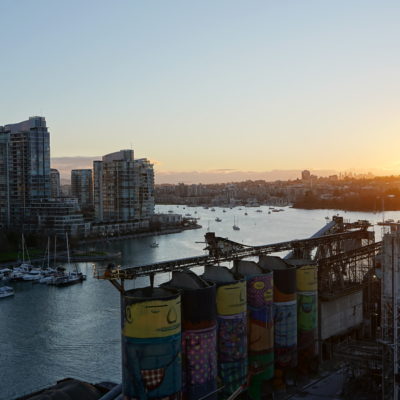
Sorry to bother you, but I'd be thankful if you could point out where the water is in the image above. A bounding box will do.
[0,205,398,399]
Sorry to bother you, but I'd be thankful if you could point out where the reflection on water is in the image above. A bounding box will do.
[0,205,395,399]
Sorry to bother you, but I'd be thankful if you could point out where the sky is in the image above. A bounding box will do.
[1,1,399,183]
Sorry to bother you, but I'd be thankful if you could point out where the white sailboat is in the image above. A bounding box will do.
[233,216,240,230]
[49,233,85,286]
[0,286,14,298]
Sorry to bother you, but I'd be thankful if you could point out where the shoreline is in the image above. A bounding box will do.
[0,224,202,268]
[81,224,202,244]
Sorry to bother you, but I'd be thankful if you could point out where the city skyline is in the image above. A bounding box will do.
[50,155,395,185]
[2,1,399,181]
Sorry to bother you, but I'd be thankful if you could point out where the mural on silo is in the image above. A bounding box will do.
[294,263,318,370]
[163,271,218,400]
[203,265,248,399]
[273,300,297,368]
[122,287,182,400]
[233,260,274,399]
[259,256,298,375]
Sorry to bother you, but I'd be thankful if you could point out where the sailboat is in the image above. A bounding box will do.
[233,216,240,230]
[39,237,57,284]
[51,233,86,286]
[18,234,33,270]
[11,235,34,281]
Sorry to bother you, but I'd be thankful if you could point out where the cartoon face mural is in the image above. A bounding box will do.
[123,334,182,400]
[123,297,181,339]
[248,307,273,352]
[122,290,182,399]
[298,293,317,331]
[247,275,273,308]
[249,319,270,352]
[274,301,297,348]
[216,281,246,316]
[296,266,317,292]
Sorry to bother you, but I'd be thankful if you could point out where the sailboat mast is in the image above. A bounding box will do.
[66,232,70,265]
[47,237,50,268]
[54,235,57,266]
[22,234,25,263]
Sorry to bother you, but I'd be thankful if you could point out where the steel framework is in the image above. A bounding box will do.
[95,218,379,296]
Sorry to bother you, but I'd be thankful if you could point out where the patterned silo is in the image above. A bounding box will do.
[121,287,182,399]
[259,256,297,388]
[203,265,247,398]
[163,271,218,400]
[233,260,274,400]
[287,260,318,373]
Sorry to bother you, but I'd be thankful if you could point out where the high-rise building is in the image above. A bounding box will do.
[0,116,50,225]
[134,158,155,219]
[0,117,87,236]
[0,130,11,227]
[301,170,311,180]
[93,150,154,222]
[50,168,61,198]
[71,169,93,209]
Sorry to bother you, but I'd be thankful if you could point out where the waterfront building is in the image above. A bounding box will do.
[0,116,89,236]
[0,130,10,227]
[0,116,50,226]
[71,169,93,209]
[24,198,89,237]
[93,150,155,223]
[50,168,61,198]
[134,158,155,220]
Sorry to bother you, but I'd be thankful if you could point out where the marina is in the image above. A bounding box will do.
[0,205,398,400]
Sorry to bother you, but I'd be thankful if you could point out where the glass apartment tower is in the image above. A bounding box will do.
[71,169,93,209]
[0,116,50,226]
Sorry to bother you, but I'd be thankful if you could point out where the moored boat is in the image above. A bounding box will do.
[0,286,14,298]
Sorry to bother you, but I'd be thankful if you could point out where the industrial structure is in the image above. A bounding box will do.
[95,216,400,399]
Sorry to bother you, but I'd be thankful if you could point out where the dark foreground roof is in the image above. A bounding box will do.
[15,378,109,400]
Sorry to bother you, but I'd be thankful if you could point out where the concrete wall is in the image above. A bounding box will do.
[320,290,363,340]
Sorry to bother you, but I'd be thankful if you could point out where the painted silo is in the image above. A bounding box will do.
[163,271,217,400]
[290,261,318,371]
[259,256,297,381]
[203,265,247,399]
[233,260,274,400]
[121,287,182,399]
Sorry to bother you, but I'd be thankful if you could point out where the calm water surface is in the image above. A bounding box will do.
[0,205,397,399]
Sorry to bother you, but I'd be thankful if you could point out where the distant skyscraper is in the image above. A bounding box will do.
[0,130,10,227]
[134,158,155,219]
[50,168,61,198]
[93,150,154,222]
[301,170,311,180]
[71,169,93,209]
[0,116,50,225]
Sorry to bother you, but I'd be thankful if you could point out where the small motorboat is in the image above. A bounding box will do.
[150,242,159,248]
[0,286,14,298]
